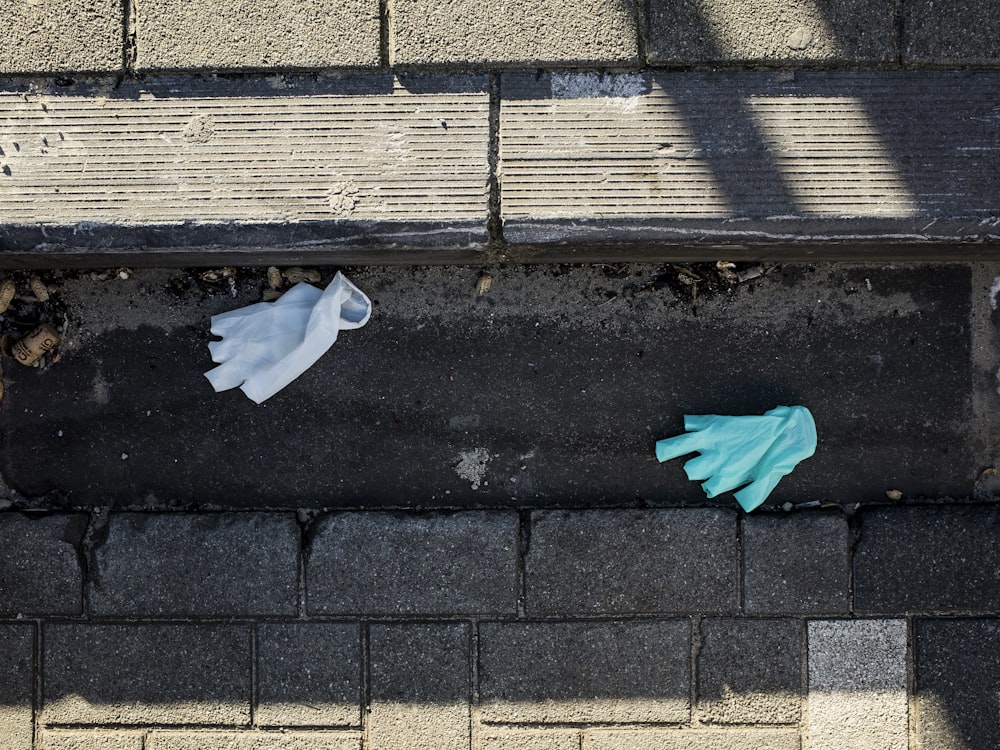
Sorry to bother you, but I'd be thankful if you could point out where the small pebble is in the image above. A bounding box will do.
[121,452,129,460]
[885,489,903,501]
[782,502,794,512]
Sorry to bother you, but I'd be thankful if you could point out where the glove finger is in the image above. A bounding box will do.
[682,452,717,482]
[655,431,704,463]
[204,358,250,392]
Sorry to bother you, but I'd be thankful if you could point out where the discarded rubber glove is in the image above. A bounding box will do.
[655,405,817,512]
[204,272,371,404]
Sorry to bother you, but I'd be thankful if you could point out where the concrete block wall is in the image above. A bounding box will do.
[4,0,1000,74]
[2,507,1000,748]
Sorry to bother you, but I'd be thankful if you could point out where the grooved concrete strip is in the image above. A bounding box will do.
[499,71,1000,246]
[0,514,84,616]
[389,0,639,66]
[1,0,122,74]
[854,506,1000,613]
[368,624,470,750]
[145,734,362,750]
[743,513,849,614]
[586,729,801,750]
[648,0,895,63]
[0,76,489,249]
[257,624,362,727]
[0,625,33,750]
[916,618,1000,749]
[90,513,299,617]
[806,619,907,750]
[135,0,380,71]
[478,620,690,724]
[903,0,1000,63]
[696,619,803,725]
[524,510,738,615]
[42,624,251,725]
[307,512,518,616]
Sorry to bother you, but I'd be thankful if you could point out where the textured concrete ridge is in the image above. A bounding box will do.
[135,0,381,71]
[389,0,640,66]
[649,0,896,63]
[1,0,121,74]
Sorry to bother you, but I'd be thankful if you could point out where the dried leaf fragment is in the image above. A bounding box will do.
[476,272,492,295]
[29,276,49,302]
[267,266,283,290]
[282,267,322,284]
[0,280,15,314]
[200,267,236,283]
[885,489,903,501]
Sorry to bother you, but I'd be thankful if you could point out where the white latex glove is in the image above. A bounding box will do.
[204,272,371,403]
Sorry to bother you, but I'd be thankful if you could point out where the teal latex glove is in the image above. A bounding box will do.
[655,405,817,512]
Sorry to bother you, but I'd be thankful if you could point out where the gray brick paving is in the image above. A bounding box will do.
[648,0,895,63]
[256,624,361,727]
[854,506,1000,613]
[807,619,908,750]
[38,733,144,750]
[0,624,33,750]
[696,619,802,725]
[89,513,298,617]
[0,0,121,74]
[903,0,1000,63]
[389,0,639,66]
[743,513,849,614]
[479,729,581,750]
[916,618,1000,750]
[524,510,737,615]
[307,512,517,616]
[368,623,470,750]
[134,0,380,71]
[145,734,361,750]
[478,620,690,724]
[586,729,801,750]
[42,624,251,725]
[0,514,84,616]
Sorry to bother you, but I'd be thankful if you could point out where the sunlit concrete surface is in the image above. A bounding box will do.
[806,620,908,750]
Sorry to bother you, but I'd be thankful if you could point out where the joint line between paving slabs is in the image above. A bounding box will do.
[250,624,259,727]
[124,0,137,74]
[736,514,745,613]
[487,72,505,249]
[361,621,371,746]
[469,621,479,749]
[516,510,530,617]
[380,0,392,68]
[32,621,40,750]
[689,616,700,725]
[906,616,917,747]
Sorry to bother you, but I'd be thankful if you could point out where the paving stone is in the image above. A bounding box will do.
[90,513,298,616]
[0,0,121,74]
[0,514,84,616]
[389,0,639,66]
[743,513,848,614]
[903,0,1000,63]
[135,0,380,71]
[369,624,470,750]
[586,729,801,750]
[146,733,361,750]
[257,624,361,727]
[307,512,517,615]
[524,510,737,615]
[854,506,1000,613]
[697,619,802,725]
[916,618,1000,749]
[40,732,145,750]
[43,624,251,725]
[0,624,33,750]
[480,729,581,750]
[806,619,907,750]
[479,620,690,724]
[649,0,894,63]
